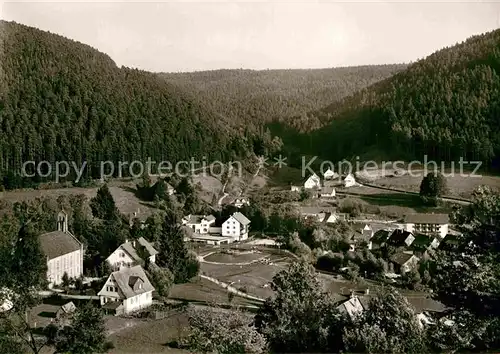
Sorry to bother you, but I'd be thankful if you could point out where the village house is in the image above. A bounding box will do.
[166,182,175,195]
[299,207,337,223]
[387,229,415,248]
[222,212,251,241]
[370,229,391,250]
[322,212,341,224]
[303,173,321,190]
[233,197,250,208]
[390,252,420,274]
[323,168,339,181]
[336,295,366,320]
[343,173,356,188]
[438,234,462,252]
[319,186,336,198]
[0,288,13,313]
[106,237,158,271]
[411,234,440,255]
[40,211,84,287]
[403,213,449,238]
[182,214,216,234]
[98,265,154,316]
[348,223,374,251]
[56,301,77,325]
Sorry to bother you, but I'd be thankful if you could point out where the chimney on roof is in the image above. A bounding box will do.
[132,240,136,247]
[350,289,355,298]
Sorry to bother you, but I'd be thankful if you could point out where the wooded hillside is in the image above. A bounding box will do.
[0,21,267,188]
[294,29,500,166]
[160,65,406,131]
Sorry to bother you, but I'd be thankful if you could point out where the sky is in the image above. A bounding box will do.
[2,0,500,72]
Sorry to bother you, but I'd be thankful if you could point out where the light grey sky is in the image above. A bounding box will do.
[2,1,500,72]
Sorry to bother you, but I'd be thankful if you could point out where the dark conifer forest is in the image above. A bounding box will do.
[293,29,500,167]
[160,65,407,129]
[2,20,500,190]
[0,21,264,188]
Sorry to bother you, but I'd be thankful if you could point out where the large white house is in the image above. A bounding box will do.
[106,238,158,271]
[404,213,449,238]
[182,215,216,234]
[40,211,84,287]
[222,212,251,241]
[98,265,154,316]
[303,173,321,189]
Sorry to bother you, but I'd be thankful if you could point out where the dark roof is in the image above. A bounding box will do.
[119,237,158,263]
[390,252,418,265]
[351,294,446,314]
[438,234,463,251]
[412,234,438,249]
[39,231,81,260]
[404,213,449,225]
[388,229,414,246]
[371,230,390,244]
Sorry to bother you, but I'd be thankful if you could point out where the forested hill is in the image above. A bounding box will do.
[160,65,407,130]
[0,21,265,188]
[289,28,500,166]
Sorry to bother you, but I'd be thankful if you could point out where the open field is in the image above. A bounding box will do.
[108,311,190,353]
[0,182,156,220]
[192,174,222,204]
[201,261,286,299]
[169,276,261,306]
[361,168,500,199]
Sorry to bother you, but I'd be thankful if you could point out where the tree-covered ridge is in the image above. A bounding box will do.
[305,28,500,165]
[0,21,261,185]
[160,65,407,130]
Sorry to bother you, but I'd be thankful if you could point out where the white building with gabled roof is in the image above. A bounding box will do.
[182,215,216,234]
[343,173,356,188]
[303,173,321,190]
[323,168,339,180]
[106,237,159,271]
[98,265,154,315]
[222,212,251,241]
[40,211,84,287]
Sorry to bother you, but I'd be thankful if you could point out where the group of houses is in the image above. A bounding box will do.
[7,211,158,316]
[4,205,253,318]
[350,213,451,275]
[181,211,251,245]
[291,169,357,197]
[335,291,448,328]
